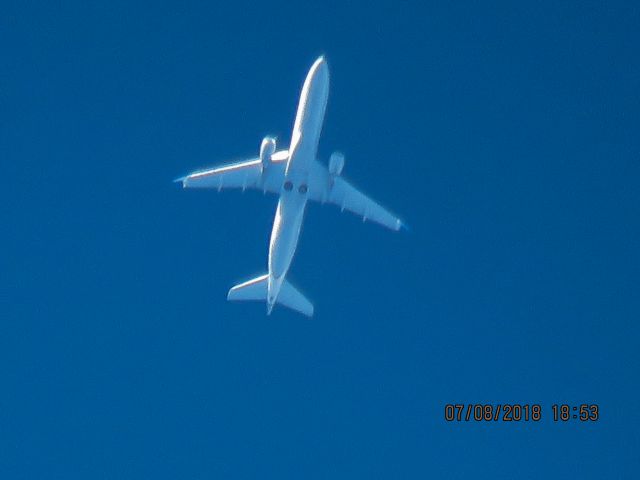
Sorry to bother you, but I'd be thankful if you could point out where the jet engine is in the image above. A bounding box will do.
[260,136,276,169]
[329,151,345,176]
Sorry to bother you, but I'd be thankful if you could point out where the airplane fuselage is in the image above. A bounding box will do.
[266,57,330,313]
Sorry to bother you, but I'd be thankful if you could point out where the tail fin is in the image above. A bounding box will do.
[227,274,314,317]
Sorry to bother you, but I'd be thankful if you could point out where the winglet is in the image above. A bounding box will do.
[398,220,410,232]
[173,176,187,187]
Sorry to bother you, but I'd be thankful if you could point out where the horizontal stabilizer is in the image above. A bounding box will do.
[227,274,314,317]
[227,274,269,301]
[278,280,314,317]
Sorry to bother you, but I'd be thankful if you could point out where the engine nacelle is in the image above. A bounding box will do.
[329,151,345,177]
[260,136,276,168]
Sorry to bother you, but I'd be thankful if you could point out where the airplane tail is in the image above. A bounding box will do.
[227,274,314,317]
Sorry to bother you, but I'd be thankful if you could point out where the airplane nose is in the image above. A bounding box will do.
[312,56,329,77]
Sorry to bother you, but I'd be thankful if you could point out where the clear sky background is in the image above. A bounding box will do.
[2,0,639,478]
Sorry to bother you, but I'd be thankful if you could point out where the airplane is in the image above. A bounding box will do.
[175,56,404,316]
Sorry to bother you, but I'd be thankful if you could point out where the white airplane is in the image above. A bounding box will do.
[176,56,404,316]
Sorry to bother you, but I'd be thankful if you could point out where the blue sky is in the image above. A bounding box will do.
[2,0,639,478]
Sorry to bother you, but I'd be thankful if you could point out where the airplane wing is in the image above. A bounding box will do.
[176,150,288,194]
[307,162,404,231]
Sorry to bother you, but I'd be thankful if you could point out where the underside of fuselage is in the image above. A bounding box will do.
[265,56,329,312]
